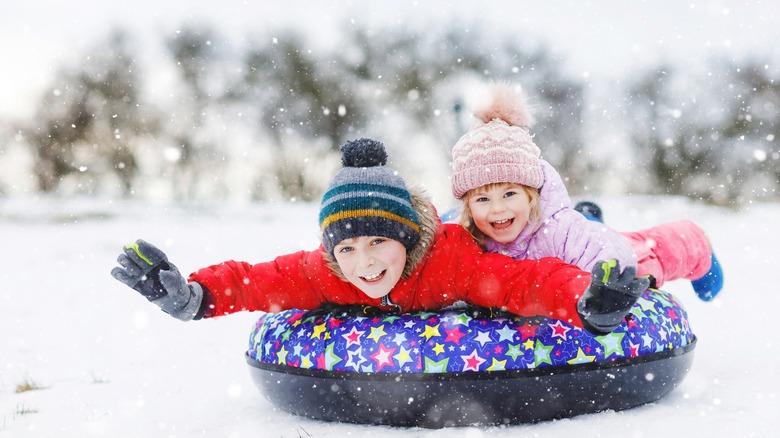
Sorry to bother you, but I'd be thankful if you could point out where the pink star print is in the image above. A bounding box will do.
[461,350,486,372]
[370,344,397,371]
[549,321,571,340]
[516,322,537,341]
[342,326,364,347]
[444,328,466,344]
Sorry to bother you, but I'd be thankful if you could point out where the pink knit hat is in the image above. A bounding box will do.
[451,83,543,199]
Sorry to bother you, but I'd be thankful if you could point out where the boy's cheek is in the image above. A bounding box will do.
[335,259,351,274]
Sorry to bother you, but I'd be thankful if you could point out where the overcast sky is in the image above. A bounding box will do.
[2,0,778,119]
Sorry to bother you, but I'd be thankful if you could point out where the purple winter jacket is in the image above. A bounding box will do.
[483,160,637,271]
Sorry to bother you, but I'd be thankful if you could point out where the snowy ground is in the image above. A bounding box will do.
[1,195,778,437]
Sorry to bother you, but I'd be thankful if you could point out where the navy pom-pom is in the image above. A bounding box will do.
[341,138,388,168]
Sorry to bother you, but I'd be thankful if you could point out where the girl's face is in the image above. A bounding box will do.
[467,183,532,244]
[333,236,407,299]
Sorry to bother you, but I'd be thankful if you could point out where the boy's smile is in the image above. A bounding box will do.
[333,236,407,299]
[361,271,386,282]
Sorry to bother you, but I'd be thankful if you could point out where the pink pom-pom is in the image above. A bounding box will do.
[473,83,535,128]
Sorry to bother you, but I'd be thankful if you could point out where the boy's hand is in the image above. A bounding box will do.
[577,260,650,335]
[112,240,171,301]
[111,239,203,321]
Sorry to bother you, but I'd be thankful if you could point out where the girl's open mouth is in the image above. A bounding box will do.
[361,270,386,283]
[491,218,514,230]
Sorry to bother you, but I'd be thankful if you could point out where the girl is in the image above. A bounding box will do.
[112,138,648,335]
[451,83,723,301]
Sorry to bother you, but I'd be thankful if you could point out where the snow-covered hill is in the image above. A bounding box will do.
[1,195,777,437]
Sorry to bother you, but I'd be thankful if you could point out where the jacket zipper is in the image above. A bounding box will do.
[381,293,402,311]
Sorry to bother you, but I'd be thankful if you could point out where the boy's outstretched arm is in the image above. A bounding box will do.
[577,260,650,335]
[111,239,204,321]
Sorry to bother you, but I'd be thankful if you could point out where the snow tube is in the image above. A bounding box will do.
[246,288,695,427]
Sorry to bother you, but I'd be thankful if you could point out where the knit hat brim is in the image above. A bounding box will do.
[452,161,544,199]
[322,215,420,256]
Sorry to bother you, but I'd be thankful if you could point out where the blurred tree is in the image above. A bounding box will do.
[236,33,365,151]
[718,61,780,203]
[344,27,492,128]
[17,30,157,195]
[628,66,715,198]
[220,24,588,201]
[522,56,587,193]
[341,26,588,192]
[227,32,367,201]
[5,22,604,203]
[162,24,228,200]
[627,61,780,206]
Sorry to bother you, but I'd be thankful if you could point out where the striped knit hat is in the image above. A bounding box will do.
[320,138,421,256]
[451,83,543,199]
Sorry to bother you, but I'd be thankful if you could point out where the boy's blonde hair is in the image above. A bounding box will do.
[459,183,541,245]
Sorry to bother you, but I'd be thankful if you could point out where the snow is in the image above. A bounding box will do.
[2,194,778,437]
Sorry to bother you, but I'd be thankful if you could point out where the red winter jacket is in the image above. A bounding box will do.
[189,220,592,328]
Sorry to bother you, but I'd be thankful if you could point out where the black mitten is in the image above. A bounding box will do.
[577,260,650,335]
[111,239,203,321]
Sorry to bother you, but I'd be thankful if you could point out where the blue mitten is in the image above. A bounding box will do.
[111,239,203,321]
[691,252,723,301]
[577,260,650,335]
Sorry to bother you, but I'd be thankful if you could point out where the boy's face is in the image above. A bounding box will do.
[468,183,532,244]
[333,236,407,299]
